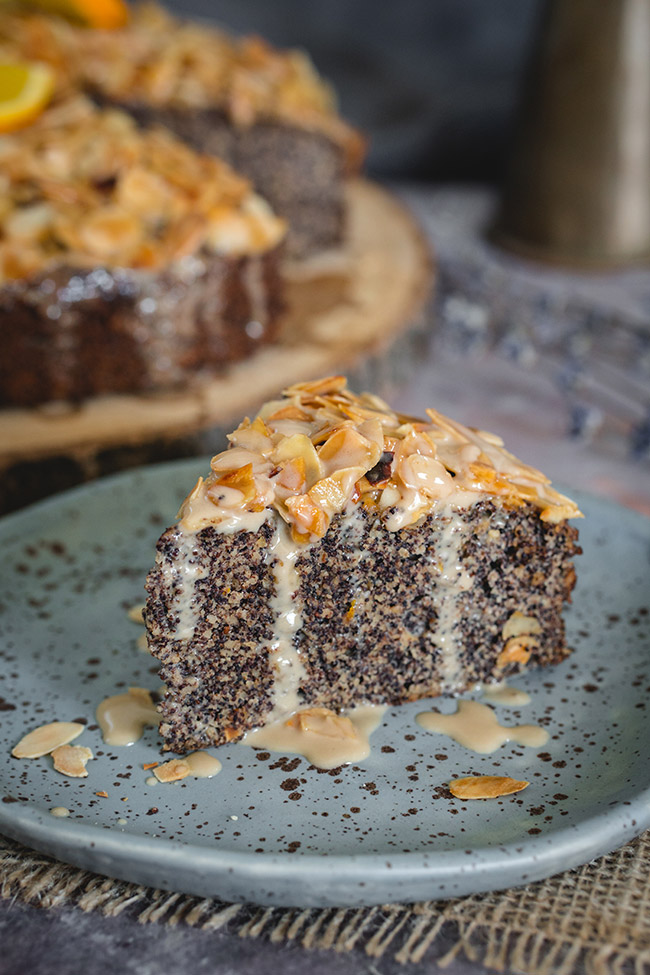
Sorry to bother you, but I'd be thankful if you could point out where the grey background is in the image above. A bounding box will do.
[165,0,541,179]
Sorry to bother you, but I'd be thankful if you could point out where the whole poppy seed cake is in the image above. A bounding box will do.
[1,3,364,257]
[0,95,286,407]
[145,376,582,754]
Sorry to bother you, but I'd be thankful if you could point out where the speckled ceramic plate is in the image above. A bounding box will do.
[0,460,648,908]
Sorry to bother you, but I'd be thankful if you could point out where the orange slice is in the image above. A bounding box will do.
[0,62,55,133]
[20,0,129,29]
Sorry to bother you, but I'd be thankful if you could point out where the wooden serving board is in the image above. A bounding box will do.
[0,180,434,513]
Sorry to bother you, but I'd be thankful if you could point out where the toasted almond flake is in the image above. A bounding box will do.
[127,604,145,624]
[267,405,312,422]
[287,376,348,397]
[449,775,529,799]
[153,759,190,783]
[287,707,360,741]
[275,456,307,493]
[51,744,93,778]
[12,721,84,759]
[95,790,109,798]
[273,433,322,486]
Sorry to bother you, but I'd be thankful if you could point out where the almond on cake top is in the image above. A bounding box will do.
[0,94,286,284]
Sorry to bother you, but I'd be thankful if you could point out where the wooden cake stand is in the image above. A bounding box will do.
[0,180,434,513]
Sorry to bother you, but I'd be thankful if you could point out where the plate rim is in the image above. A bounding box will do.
[1,783,648,907]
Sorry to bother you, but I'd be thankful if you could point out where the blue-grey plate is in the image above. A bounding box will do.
[0,460,648,908]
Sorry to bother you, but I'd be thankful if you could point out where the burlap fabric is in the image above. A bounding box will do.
[2,831,649,972]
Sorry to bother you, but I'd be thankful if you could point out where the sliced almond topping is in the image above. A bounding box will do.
[317,425,380,476]
[285,376,347,396]
[273,433,322,486]
[153,759,190,783]
[51,744,93,778]
[267,405,312,422]
[12,721,85,759]
[227,416,274,453]
[502,611,542,640]
[397,453,454,499]
[287,708,360,741]
[284,493,329,538]
[449,775,529,799]
[275,456,307,493]
[177,377,580,533]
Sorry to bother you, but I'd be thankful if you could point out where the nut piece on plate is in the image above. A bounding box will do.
[287,707,360,741]
[12,721,85,759]
[127,604,145,624]
[153,759,190,783]
[51,744,93,777]
[449,775,530,799]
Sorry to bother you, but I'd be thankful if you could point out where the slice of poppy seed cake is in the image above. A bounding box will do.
[145,376,581,753]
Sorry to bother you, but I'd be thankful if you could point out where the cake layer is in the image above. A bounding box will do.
[146,500,579,753]
[0,250,283,407]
